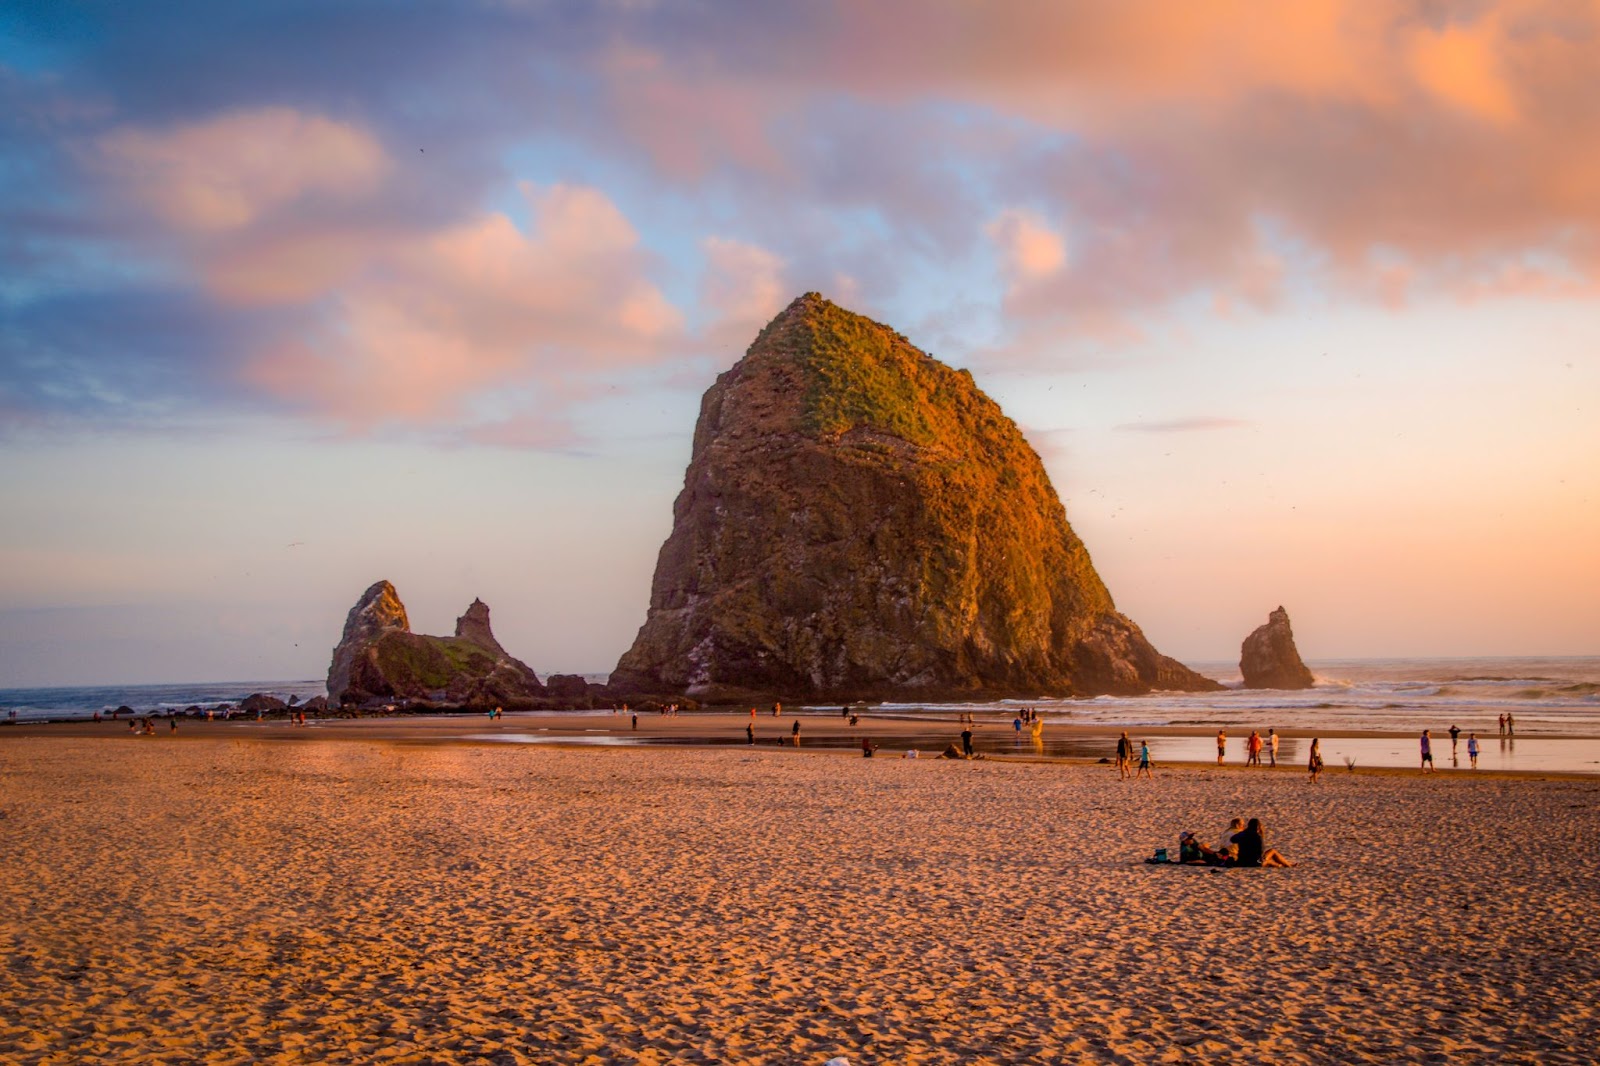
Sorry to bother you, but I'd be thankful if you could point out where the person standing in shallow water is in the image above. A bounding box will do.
[1268,728,1279,768]
[1467,732,1479,768]
[1216,730,1227,765]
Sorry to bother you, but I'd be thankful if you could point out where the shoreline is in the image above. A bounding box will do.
[5,710,1596,777]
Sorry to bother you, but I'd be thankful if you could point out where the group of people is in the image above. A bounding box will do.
[1173,817,1295,867]
[1420,725,1482,771]
[1215,728,1281,767]
[1114,731,1153,780]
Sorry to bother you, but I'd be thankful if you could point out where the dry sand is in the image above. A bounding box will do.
[2,732,1597,1064]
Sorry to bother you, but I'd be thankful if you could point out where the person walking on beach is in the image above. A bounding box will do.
[1506,713,1515,737]
[1498,713,1506,736]
[633,713,639,731]
[791,719,801,746]
[1246,730,1263,767]
[1216,730,1227,765]
[745,721,754,745]
[1420,729,1435,773]
[1136,740,1153,780]
[1467,732,1479,768]
[962,727,975,759]
[1116,731,1132,779]
[1268,728,1279,767]
[1308,738,1324,783]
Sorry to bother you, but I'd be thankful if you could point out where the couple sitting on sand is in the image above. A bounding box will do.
[1176,817,1295,868]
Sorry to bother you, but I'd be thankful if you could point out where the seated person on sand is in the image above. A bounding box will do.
[1228,818,1295,868]
[1177,819,1235,864]
[1208,817,1246,864]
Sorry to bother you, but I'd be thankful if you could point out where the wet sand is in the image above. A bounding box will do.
[1,731,1598,1063]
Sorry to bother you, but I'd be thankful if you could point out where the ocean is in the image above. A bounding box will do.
[3,657,1597,773]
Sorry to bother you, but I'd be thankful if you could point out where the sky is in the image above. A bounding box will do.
[1,1,1597,687]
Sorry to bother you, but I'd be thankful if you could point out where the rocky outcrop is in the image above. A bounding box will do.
[1240,606,1315,689]
[454,598,508,657]
[326,581,546,706]
[611,293,1222,701]
[544,674,592,700]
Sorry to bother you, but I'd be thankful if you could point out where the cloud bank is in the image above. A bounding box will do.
[3,0,1597,442]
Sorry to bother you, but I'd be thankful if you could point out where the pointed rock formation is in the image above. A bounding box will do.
[455,598,508,658]
[1240,606,1316,689]
[611,293,1221,701]
[326,581,545,706]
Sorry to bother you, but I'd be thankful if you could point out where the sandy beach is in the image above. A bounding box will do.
[2,730,1597,1064]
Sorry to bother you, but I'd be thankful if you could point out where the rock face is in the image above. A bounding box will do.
[327,580,546,706]
[611,293,1221,701]
[1239,606,1316,689]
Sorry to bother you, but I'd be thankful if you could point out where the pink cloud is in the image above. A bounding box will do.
[699,236,789,350]
[243,182,684,428]
[99,107,387,232]
[596,1,1600,334]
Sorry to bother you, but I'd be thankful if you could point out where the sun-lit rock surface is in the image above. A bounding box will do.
[1240,605,1316,689]
[612,293,1220,701]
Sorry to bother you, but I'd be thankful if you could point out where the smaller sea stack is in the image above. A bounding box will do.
[1239,606,1316,689]
[327,580,545,706]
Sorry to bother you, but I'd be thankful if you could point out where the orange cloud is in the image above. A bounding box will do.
[599,1,1600,333]
[1410,17,1518,124]
[987,210,1066,283]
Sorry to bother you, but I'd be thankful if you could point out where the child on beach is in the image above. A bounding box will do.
[1136,741,1153,779]
[1420,729,1435,773]
[1308,739,1324,783]
[1467,733,1479,768]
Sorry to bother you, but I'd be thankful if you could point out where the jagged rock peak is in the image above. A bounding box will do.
[1240,606,1316,690]
[326,582,545,707]
[342,580,410,639]
[611,294,1221,701]
[454,597,507,657]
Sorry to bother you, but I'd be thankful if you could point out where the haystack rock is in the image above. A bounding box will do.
[1239,606,1316,690]
[326,580,546,706]
[610,293,1222,701]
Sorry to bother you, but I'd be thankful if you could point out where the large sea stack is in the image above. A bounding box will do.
[611,293,1221,701]
[327,581,546,706]
[1239,606,1316,689]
